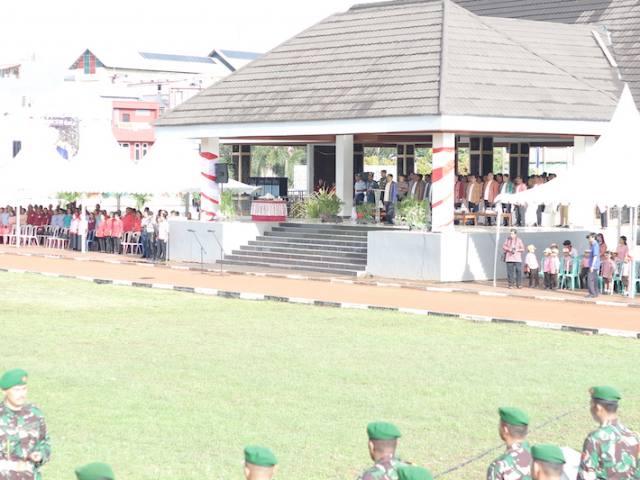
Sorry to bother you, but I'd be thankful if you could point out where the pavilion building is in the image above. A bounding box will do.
[156,0,622,232]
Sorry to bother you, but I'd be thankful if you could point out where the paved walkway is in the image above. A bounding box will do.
[1,247,639,337]
[1,245,637,307]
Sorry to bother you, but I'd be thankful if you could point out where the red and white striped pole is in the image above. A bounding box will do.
[200,137,220,220]
[431,133,456,232]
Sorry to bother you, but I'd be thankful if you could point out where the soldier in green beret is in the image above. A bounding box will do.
[0,369,51,480]
[244,445,277,480]
[487,407,532,480]
[577,386,640,480]
[356,421,408,480]
[531,444,565,480]
[75,462,114,480]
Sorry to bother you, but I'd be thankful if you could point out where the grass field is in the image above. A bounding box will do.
[1,272,639,479]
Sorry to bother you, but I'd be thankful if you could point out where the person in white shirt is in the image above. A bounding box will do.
[155,213,169,261]
[524,244,540,288]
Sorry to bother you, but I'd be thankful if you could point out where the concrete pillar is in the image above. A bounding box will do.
[573,136,596,165]
[200,137,220,220]
[336,134,354,216]
[571,136,597,228]
[431,133,456,231]
[306,144,315,194]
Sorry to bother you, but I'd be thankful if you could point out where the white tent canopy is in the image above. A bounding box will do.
[494,84,639,297]
[496,84,640,208]
[67,119,141,193]
[0,126,74,199]
[135,137,260,194]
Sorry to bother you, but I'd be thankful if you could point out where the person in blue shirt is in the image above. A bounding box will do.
[586,233,601,298]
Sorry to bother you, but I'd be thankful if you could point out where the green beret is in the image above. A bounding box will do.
[531,444,565,465]
[367,422,401,440]
[397,465,433,480]
[590,386,621,402]
[244,445,277,467]
[499,407,529,426]
[75,462,115,480]
[0,369,28,390]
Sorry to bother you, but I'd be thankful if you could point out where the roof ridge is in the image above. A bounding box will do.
[443,2,619,108]
[350,0,434,11]
[437,0,449,115]
[476,16,620,102]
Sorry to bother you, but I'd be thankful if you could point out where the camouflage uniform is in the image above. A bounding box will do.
[0,401,51,480]
[487,441,532,480]
[357,457,409,480]
[577,419,640,480]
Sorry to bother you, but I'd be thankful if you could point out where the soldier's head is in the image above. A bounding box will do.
[497,407,529,445]
[589,386,620,424]
[75,462,115,480]
[366,422,401,461]
[531,444,565,480]
[0,368,29,410]
[243,446,277,480]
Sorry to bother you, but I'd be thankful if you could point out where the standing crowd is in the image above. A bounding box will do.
[0,203,183,262]
[503,230,635,296]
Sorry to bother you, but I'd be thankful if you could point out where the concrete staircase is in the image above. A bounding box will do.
[222,222,395,276]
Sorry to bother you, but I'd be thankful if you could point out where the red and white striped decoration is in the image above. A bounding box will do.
[431,133,456,232]
[200,137,220,220]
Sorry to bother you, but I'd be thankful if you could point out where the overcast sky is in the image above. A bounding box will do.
[2,0,386,65]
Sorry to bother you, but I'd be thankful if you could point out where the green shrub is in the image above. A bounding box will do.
[219,190,236,218]
[397,199,429,230]
[355,202,375,223]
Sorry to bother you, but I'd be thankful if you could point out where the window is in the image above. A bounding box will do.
[122,113,130,122]
[135,143,141,161]
[121,143,129,148]
[142,143,148,157]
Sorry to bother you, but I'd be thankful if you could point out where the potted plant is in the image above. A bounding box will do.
[315,189,343,222]
[355,203,375,224]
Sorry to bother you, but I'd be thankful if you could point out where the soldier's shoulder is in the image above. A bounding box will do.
[24,404,45,417]
[587,424,615,442]
[357,465,384,480]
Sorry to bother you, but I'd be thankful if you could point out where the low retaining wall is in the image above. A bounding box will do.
[367,228,590,282]
[168,220,278,263]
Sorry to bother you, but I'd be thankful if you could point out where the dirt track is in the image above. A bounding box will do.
[1,252,639,333]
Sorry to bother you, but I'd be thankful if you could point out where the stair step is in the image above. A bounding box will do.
[247,240,367,253]
[265,230,367,241]
[232,249,367,265]
[256,236,366,248]
[280,222,399,232]
[225,254,365,271]
[271,226,368,237]
[239,245,367,259]
[222,258,359,276]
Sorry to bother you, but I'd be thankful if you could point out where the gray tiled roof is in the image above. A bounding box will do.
[156,0,620,127]
[454,0,640,101]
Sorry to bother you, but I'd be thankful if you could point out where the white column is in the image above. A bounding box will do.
[571,136,597,228]
[200,137,220,221]
[431,133,456,232]
[573,136,596,165]
[306,144,315,194]
[336,135,354,216]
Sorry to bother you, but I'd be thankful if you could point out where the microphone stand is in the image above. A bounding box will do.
[187,229,207,273]
[207,229,224,276]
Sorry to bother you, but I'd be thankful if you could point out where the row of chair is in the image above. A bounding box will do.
[1,225,144,256]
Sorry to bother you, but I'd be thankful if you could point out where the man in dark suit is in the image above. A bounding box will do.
[383,173,398,224]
